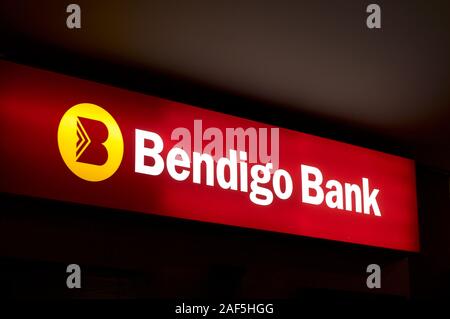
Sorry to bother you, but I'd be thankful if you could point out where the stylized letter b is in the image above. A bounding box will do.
[58,103,124,182]
[76,117,109,165]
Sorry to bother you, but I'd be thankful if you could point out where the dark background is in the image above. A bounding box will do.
[0,0,449,303]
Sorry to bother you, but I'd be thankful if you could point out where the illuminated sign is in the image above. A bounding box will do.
[0,61,420,251]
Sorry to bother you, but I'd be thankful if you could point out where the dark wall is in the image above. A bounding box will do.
[410,167,450,300]
[0,192,411,300]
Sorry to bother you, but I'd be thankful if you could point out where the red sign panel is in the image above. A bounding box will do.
[0,61,419,251]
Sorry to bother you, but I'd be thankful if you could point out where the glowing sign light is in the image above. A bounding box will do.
[0,61,420,251]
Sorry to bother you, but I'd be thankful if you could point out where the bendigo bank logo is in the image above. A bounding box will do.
[58,103,124,181]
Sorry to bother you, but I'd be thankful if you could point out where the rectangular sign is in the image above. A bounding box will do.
[0,61,419,251]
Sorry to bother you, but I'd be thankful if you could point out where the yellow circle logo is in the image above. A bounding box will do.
[58,103,124,182]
